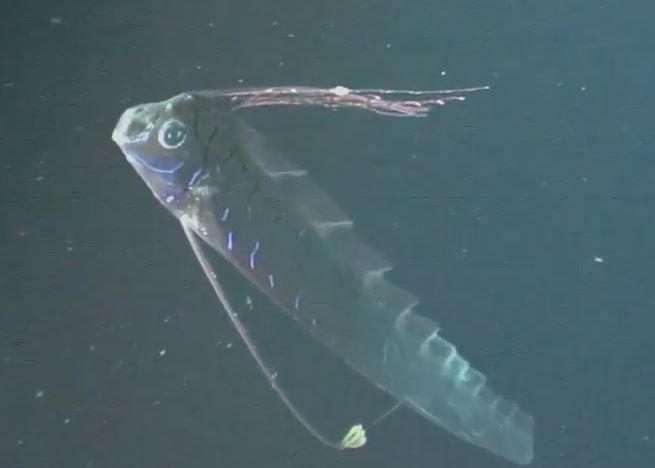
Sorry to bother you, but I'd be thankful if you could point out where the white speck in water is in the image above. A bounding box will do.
[35,389,45,399]
[35,176,44,182]
[594,257,604,263]
[208,22,215,27]
[159,349,166,357]
[16,439,23,446]
[50,17,63,25]
[245,296,253,310]
[386,43,391,48]
[226,342,233,349]
[287,33,295,38]
[64,418,71,424]
[89,344,95,352]
[441,70,447,76]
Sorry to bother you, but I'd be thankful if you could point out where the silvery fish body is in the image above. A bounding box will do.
[112,89,533,465]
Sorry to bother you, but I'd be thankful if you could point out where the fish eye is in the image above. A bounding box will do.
[158,119,187,149]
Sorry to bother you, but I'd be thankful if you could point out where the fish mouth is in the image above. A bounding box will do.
[111,104,154,147]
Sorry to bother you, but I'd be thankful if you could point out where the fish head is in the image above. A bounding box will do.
[112,93,207,207]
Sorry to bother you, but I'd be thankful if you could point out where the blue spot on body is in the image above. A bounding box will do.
[221,207,230,221]
[249,241,260,269]
[188,168,203,187]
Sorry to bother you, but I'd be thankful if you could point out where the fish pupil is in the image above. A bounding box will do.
[159,120,187,148]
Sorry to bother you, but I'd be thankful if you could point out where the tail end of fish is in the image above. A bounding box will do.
[385,306,534,464]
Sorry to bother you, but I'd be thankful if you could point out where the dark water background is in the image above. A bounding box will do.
[2,1,654,467]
